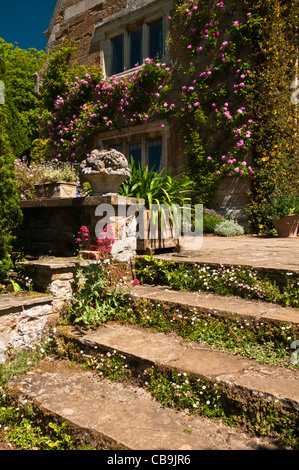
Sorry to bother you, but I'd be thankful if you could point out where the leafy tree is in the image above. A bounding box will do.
[0,38,47,159]
[0,38,45,279]
[38,40,103,114]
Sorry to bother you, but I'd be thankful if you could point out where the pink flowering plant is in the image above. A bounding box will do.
[76,225,90,250]
[39,58,173,163]
[76,224,115,257]
[168,0,256,203]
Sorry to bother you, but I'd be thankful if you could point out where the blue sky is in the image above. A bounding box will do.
[0,1,57,51]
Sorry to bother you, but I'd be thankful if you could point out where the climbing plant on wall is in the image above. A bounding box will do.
[168,0,298,227]
[39,47,173,164]
[242,0,298,234]
[38,2,297,233]
[168,0,255,205]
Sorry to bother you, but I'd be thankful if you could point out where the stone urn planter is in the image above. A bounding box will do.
[35,181,77,199]
[273,215,299,238]
[80,149,130,195]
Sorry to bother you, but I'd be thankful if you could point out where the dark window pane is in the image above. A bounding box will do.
[129,142,142,168]
[113,144,123,153]
[148,138,162,172]
[130,29,142,68]
[149,20,163,59]
[112,35,124,74]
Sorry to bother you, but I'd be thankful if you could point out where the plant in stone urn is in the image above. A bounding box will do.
[269,194,299,237]
[79,149,131,195]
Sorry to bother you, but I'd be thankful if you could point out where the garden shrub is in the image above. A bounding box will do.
[214,219,244,236]
[0,39,46,159]
[203,209,224,233]
[0,128,22,279]
[14,159,78,200]
[169,0,298,228]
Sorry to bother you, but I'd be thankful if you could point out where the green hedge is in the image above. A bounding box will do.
[0,121,22,279]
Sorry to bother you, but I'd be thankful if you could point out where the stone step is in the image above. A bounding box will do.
[130,285,299,325]
[8,357,283,450]
[156,236,299,281]
[57,323,299,413]
[137,245,299,288]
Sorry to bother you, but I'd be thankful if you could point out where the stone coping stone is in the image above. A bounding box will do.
[130,285,299,325]
[8,357,282,450]
[19,195,144,208]
[0,293,53,316]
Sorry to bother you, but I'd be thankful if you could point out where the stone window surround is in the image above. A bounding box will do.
[95,0,173,78]
[92,120,170,170]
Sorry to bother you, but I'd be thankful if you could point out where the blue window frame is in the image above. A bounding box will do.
[149,20,163,59]
[112,35,124,74]
[148,138,162,172]
[130,29,142,68]
[129,142,142,168]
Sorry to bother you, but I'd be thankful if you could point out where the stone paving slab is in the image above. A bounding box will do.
[0,293,53,316]
[130,285,299,325]
[164,235,299,273]
[66,323,299,411]
[9,358,282,450]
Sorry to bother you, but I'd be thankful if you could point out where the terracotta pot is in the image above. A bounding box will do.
[273,215,299,238]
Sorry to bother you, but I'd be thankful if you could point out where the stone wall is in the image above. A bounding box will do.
[45,0,253,225]
[16,195,141,261]
[46,0,151,66]
[0,294,58,360]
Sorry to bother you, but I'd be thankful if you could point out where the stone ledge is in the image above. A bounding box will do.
[0,293,54,316]
[19,195,144,209]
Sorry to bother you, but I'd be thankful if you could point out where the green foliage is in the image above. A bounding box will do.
[30,138,50,163]
[118,158,194,210]
[67,261,129,327]
[214,219,244,236]
[38,40,102,114]
[134,257,299,308]
[203,209,224,233]
[0,128,22,279]
[14,158,78,200]
[170,0,298,226]
[268,195,299,219]
[0,38,46,158]
[243,0,298,233]
[170,1,254,205]
[39,55,172,163]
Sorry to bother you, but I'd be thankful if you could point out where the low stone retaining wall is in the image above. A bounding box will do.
[0,294,58,361]
[17,195,143,262]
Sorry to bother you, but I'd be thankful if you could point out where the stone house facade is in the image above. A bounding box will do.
[45,0,251,225]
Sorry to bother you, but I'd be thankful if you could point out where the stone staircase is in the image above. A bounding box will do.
[3,249,299,451]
